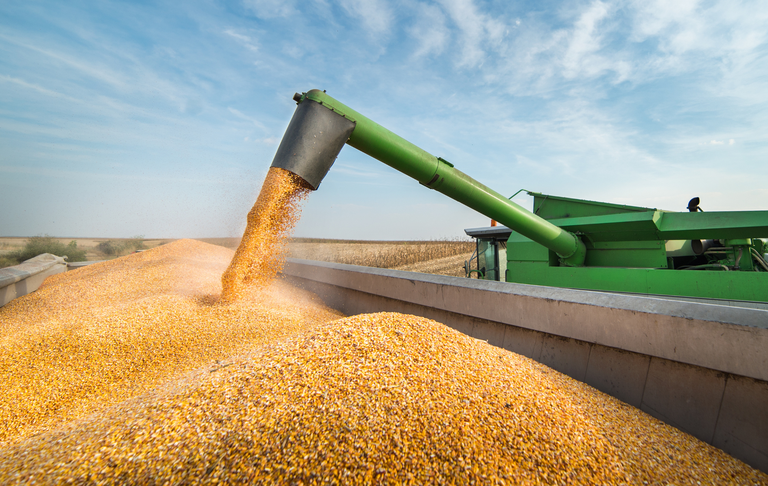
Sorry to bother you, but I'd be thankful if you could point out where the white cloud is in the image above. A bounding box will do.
[0,74,80,102]
[490,95,666,182]
[243,136,278,144]
[332,163,385,178]
[478,0,768,98]
[0,32,201,108]
[630,0,700,48]
[561,1,612,79]
[479,2,635,95]
[407,3,449,58]
[228,107,266,130]
[629,0,768,64]
[436,0,506,68]
[0,33,131,91]
[704,139,736,146]
[242,0,296,18]
[337,0,394,35]
[224,29,259,52]
[224,29,250,43]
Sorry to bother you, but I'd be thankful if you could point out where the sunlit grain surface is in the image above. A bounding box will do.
[1,310,765,484]
[0,239,342,448]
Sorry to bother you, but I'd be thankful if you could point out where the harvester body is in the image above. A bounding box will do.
[467,193,768,302]
[271,90,768,304]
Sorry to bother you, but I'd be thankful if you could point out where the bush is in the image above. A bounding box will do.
[98,236,145,256]
[97,240,124,256]
[125,235,146,251]
[0,255,18,268]
[4,236,87,265]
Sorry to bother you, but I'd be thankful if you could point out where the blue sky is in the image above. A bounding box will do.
[1,0,767,240]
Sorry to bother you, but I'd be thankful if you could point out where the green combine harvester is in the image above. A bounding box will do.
[272,89,768,304]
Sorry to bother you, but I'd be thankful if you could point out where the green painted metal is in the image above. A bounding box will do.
[529,192,653,219]
[284,90,768,303]
[489,198,768,301]
[300,89,587,266]
[506,262,768,303]
[538,211,768,242]
[656,213,768,240]
[585,240,668,269]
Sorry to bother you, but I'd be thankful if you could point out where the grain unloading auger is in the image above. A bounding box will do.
[271,89,768,303]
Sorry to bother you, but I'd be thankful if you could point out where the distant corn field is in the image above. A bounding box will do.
[288,239,475,269]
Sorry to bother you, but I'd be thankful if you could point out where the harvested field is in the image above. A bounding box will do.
[1,239,766,484]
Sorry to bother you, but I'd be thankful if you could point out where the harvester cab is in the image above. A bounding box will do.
[270,90,768,304]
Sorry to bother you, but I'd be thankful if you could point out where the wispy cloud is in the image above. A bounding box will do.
[436,0,506,68]
[0,74,81,102]
[407,3,449,59]
[708,139,736,146]
[241,0,297,18]
[244,136,279,144]
[224,29,259,52]
[0,32,131,91]
[471,0,768,97]
[228,107,267,130]
[1,0,766,237]
[331,163,386,178]
[337,0,394,36]
[630,0,700,49]
[0,163,253,185]
[561,1,629,81]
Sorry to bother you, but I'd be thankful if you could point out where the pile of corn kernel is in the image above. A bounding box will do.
[221,167,311,301]
[1,297,765,483]
[1,179,766,483]
[0,239,342,449]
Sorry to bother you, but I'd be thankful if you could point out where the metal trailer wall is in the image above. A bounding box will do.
[282,258,768,473]
[0,254,68,307]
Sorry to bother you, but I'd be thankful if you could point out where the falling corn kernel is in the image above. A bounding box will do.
[221,167,312,302]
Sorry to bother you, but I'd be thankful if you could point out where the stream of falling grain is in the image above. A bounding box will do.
[221,167,312,302]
